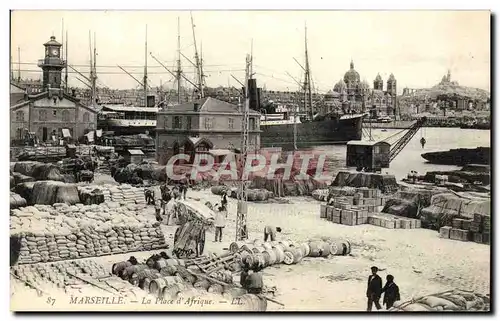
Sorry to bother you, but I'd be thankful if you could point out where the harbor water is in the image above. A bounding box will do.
[313,127,491,181]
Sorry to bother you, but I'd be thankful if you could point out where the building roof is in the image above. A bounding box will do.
[344,60,361,84]
[44,36,62,47]
[186,136,214,149]
[127,149,145,155]
[160,97,260,115]
[208,149,234,156]
[10,90,98,113]
[347,140,391,146]
[102,105,159,113]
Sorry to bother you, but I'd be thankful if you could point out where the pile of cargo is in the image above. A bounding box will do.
[230,238,352,270]
[367,213,421,230]
[10,259,152,301]
[77,184,145,206]
[439,214,490,244]
[111,254,267,311]
[10,202,166,264]
[211,186,274,202]
[389,289,490,312]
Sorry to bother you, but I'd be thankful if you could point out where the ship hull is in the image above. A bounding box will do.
[421,147,490,166]
[260,115,364,149]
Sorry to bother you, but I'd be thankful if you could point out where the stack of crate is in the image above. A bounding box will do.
[318,188,387,227]
[368,213,421,229]
[439,214,490,244]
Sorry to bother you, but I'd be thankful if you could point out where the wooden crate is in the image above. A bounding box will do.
[469,221,481,233]
[381,218,396,229]
[452,218,464,229]
[326,206,334,221]
[341,210,358,226]
[367,205,376,213]
[473,233,483,244]
[400,220,412,229]
[340,203,351,210]
[332,207,341,218]
[482,217,490,232]
[439,226,452,238]
[473,213,483,223]
[462,219,472,231]
[332,215,341,224]
[415,219,421,229]
[368,216,381,227]
[357,216,368,225]
[364,198,377,206]
[320,205,327,218]
[450,228,470,242]
[482,233,490,245]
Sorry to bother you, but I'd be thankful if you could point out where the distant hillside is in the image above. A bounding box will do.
[405,82,490,102]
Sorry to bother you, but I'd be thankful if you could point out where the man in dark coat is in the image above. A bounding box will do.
[382,274,401,309]
[366,266,383,311]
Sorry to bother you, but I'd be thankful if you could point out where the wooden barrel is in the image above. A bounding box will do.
[251,246,267,254]
[121,264,148,280]
[329,241,351,256]
[223,286,247,298]
[246,254,265,270]
[237,294,267,311]
[262,250,277,266]
[193,279,211,290]
[149,276,183,297]
[272,246,285,263]
[129,268,157,286]
[160,265,177,276]
[308,241,331,257]
[111,261,132,276]
[208,284,224,294]
[253,239,263,246]
[270,241,280,247]
[140,273,163,290]
[230,241,247,253]
[176,266,197,284]
[261,242,273,251]
[283,247,303,265]
[300,242,311,257]
[241,245,253,253]
[279,240,296,248]
[162,283,193,300]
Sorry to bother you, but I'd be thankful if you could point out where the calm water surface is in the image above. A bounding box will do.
[312,128,490,181]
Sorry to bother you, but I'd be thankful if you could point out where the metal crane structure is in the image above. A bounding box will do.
[235,53,252,241]
[386,117,427,162]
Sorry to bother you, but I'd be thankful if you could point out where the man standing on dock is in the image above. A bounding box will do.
[366,266,383,311]
[214,205,227,242]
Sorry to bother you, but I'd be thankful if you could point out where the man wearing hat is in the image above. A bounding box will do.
[366,266,383,311]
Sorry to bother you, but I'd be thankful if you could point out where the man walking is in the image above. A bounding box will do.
[382,274,401,310]
[366,266,383,311]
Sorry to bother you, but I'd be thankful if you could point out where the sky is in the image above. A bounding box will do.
[10,10,491,94]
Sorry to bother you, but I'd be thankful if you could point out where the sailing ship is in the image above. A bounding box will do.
[259,26,365,150]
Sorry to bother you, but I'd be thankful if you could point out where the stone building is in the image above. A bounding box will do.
[333,61,397,116]
[155,97,261,165]
[10,36,97,143]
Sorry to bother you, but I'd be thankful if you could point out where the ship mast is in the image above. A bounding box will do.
[17,47,21,83]
[176,17,182,104]
[304,24,313,121]
[144,25,148,106]
[89,31,94,107]
[190,12,204,98]
[65,30,69,94]
[93,32,97,104]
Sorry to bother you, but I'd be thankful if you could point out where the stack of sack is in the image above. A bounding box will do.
[390,289,490,312]
[10,202,166,264]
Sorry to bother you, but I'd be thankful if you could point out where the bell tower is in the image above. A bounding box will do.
[38,36,65,90]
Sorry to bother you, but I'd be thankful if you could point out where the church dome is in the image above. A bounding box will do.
[343,60,361,85]
[388,73,396,82]
[375,73,383,82]
[333,79,347,93]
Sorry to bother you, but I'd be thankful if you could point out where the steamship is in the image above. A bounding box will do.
[259,110,365,149]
